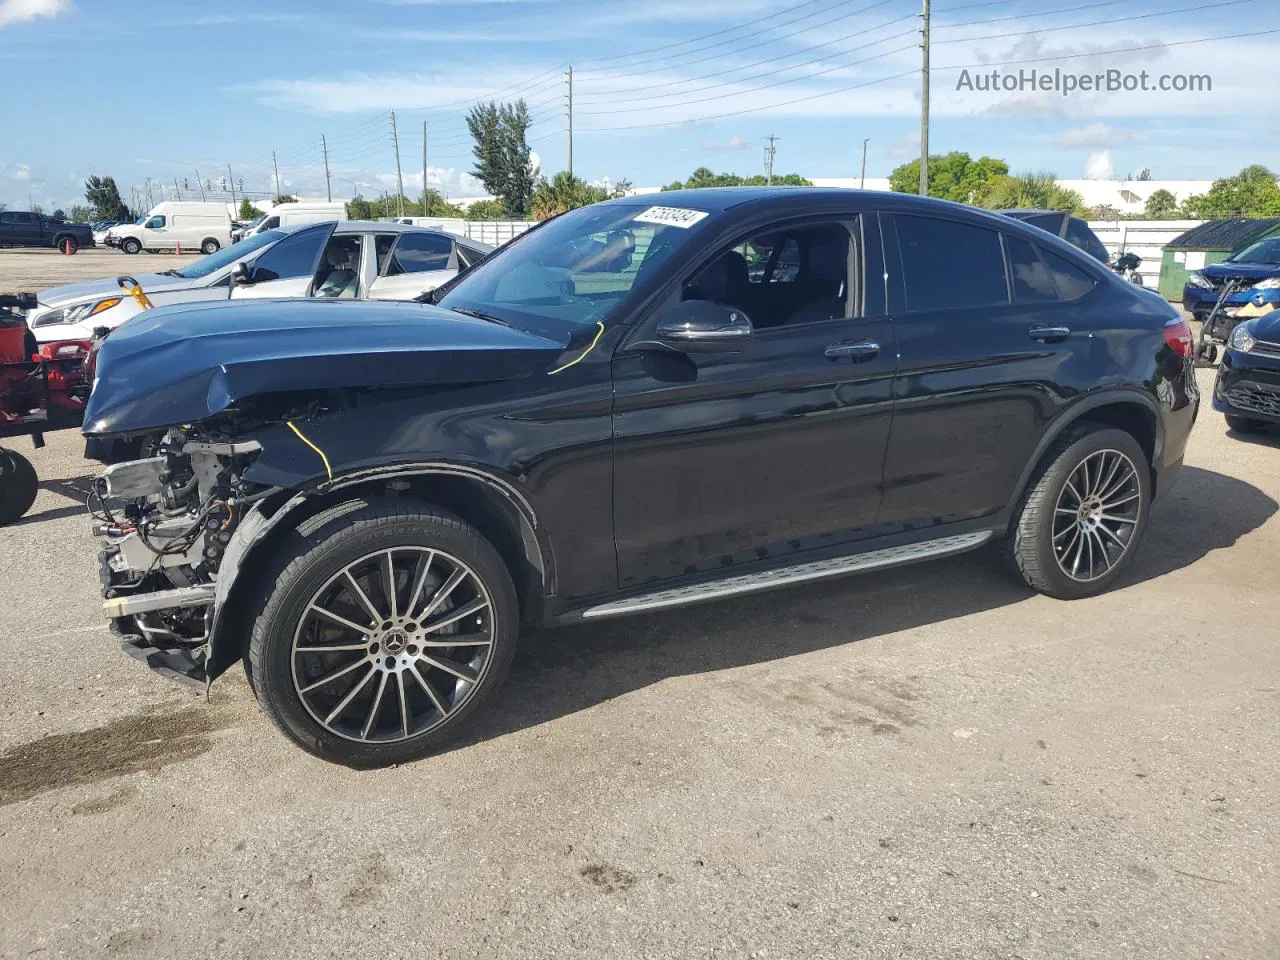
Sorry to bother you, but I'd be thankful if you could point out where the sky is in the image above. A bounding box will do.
[1,0,1278,212]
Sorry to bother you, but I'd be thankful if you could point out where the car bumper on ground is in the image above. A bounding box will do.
[1213,346,1280,424]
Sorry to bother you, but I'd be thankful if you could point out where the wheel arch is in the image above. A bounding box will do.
[1010,390,1165,518]
[205,463,551,681]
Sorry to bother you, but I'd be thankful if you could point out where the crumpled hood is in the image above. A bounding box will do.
[83,298,566,436]
[36,272,191,310]
[1202,261,1280,283]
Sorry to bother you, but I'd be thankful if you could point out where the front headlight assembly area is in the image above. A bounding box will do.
[31,297,122,327]
[1186,271,1213,289]
[1229,320,1257,354]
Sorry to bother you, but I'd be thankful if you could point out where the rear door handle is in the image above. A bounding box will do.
[1028,324,1071,343]
[825,340,880,361]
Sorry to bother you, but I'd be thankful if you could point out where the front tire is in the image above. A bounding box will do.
[200,238,220,255]
[1005,426,1151,599]
[121,237,141,255]
[246,498,519,767]
[1225,414,1267,434]
[0,447,39,526]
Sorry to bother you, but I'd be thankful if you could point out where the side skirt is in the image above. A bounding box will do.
[578,530,993,620]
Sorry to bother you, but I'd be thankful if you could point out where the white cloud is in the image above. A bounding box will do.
[1085,151,1114,180]
[1051,123,1134,149]
[699,136,749,151]
[887,130,920,161]
[0,0,70,28]
[2,163,34,181]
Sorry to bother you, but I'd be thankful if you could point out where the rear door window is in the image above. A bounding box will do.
[1005,235,1058,303]
[387,232,454,274]
[895,214,1009,312]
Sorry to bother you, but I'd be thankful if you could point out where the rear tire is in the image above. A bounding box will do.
[246,497,519,767]
[1225,414,1267,434]
[1005,426,1151,599]
[57,236,78,255]
[200,238,219,255]
[121,238,141,255]
[0,447,39,526]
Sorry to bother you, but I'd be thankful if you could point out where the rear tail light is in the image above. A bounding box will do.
[1162,317,1194,359]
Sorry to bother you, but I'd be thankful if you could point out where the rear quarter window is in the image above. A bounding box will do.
[1040,248,1098,300]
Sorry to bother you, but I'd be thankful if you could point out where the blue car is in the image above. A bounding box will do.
[1213,308,1280,434]
[1183,235,1280,325]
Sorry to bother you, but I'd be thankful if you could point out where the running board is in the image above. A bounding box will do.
[582,531,993,619]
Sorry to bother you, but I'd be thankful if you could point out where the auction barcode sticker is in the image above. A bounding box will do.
[633,206,710,229]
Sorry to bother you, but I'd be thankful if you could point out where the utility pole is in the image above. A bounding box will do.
[321,135,332,202]
[195,169,206,201]
[272,150,282,200]
[390,111,405,218]
[174,177,182,201]
[227,164,237,211]
[919,0,931,197]
[144,178,152,209]
[764,134,778,185]
[566,65,574,177]
[422,121,428,212]
[860,138,869,189]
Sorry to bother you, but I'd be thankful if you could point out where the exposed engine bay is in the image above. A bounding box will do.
[92,425,268,684]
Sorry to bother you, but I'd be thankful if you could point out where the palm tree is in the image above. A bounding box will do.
[981,172,1083,213]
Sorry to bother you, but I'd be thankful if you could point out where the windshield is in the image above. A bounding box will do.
[1229,237,1280,265]
[437,203,708,339]
[173,229,286,278]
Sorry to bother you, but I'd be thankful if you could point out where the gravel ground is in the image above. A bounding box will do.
[1,247,202,291]
[1,249,1278,959]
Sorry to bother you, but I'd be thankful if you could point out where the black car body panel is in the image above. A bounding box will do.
[84,188,1200,688]
[82,298,566,435]
[1213,310,1280,423]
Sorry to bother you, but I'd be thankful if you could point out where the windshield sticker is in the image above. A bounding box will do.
[633,206,709,229]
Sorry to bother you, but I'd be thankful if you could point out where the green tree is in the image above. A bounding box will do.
[1179,165,1280,218]
[660,168,812,191]
[346,195,374,220]
[238,198,264,220]
[889,152,1009,204]
[466,99,535,218]
[979,172,1084,213]
[465,198,507,220]
[51,208,67,220]
[69,204,93,222]
[345,192,465,220]
[84,175,130,221]
[531,171,609,220]
[1142,189,1178,218]
[274,194,297,205]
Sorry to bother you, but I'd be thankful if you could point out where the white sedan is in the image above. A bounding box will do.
[27,221,490,343]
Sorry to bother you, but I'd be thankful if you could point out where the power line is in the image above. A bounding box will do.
[577,0,869,68]
[577,25,1280,133]
[934,0,1259,44]
[580,0,896,79]
[579,19,917,107]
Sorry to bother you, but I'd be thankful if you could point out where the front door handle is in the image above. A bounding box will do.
[1028,324,1071,342]
[825,340,880,361]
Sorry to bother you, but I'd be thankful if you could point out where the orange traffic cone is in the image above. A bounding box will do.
[176,240,183,255]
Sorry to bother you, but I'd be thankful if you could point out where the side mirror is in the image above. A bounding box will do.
[656,300,753,352]
[232,261,254,286]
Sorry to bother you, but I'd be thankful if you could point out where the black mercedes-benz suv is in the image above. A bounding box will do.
[82,188,1199,766]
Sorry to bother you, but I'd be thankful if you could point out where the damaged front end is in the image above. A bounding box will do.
[93,426,268,686]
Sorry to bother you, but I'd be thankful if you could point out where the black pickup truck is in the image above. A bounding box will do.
[0,211,94,254]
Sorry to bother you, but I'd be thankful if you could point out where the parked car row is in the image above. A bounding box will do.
[0,211,95,254]
[26,220,491,341]
[79,187,1204,767]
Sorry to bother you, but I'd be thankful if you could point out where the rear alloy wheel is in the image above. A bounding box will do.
[0,447,39,526]
[247,498,518,767]
[200,238,219,255]
[1225,414,1267,434]
[121,237,141,255]
[1006,426,1151,599]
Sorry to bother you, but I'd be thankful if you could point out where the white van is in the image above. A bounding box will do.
[240,201,348,239]
[108,202,232,256]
